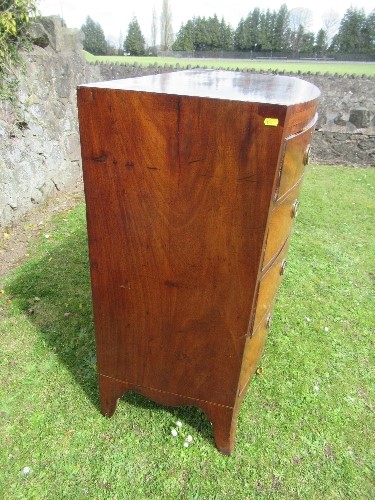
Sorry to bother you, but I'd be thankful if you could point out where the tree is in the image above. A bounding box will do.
[150,5,158,51]
[234,18,247,50]
[235,8,262,51]
[289,8,313,32]
[259,9,276,51]
[220,18,234,50]
[272,4,290,51]
[314,28,328,54]
[194,17,208,51]
[234,5,290,53]
[173,16,233,52]
[117,30,124,55]
[248,8,262,50]
[160,0,173,51]
[300,31,315,53]
[321,9,340,45]
[362,10,375,54]
[0,0,37,101]
[334,7,367,53]
[81,16,107,55]
[290,24,305,53]
[124,17,145,56]
[173,20,195,51]
[207,15,221,49]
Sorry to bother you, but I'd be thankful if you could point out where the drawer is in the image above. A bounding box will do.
[254,240,289,331]
[263,183,301,269]
[274,114,317,201]
[238,313,272,397]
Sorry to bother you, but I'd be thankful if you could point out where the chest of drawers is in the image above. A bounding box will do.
[77,70,320,454]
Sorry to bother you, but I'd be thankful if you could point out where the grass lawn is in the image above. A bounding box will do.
[1,165,374,498]
[84,52,375,77]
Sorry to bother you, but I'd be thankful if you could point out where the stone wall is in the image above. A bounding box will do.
[0,17,374,228]
[0,17,87,227]
[297,73,375,166]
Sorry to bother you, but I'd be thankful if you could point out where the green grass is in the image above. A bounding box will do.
[1,165,374,498]
[84,51,375,76]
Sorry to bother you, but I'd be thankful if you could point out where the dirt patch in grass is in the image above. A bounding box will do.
[0,180,84,289]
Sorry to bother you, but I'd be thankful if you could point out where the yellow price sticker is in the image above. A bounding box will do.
[264,118,279,127]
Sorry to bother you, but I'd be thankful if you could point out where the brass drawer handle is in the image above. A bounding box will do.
[303,144,311,166]
[280,259,287,275]
[292,199,299,218]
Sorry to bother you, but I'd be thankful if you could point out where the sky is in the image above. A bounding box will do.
[38,0,373,46]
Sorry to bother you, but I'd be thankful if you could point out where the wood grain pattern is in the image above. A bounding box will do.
[77,70,319,454]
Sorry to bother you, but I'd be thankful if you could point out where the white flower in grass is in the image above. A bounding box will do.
[176,421,183,428]
[171,428,178,437]
[22,467,31,475]
[313,385,320,392]
[186,435,193,443]
[183,441,189,448]
[324,327,329,332]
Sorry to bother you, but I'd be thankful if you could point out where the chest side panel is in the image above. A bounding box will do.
[78,87,286,407]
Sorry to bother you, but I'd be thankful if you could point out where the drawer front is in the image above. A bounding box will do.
[263,183,301,269]
[238,314,271,397]
[275,114,317,201]
[254,240,289,331]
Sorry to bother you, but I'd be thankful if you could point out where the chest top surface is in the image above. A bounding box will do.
[79,69,320,106]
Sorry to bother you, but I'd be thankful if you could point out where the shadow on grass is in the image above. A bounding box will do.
[5,224,214,444]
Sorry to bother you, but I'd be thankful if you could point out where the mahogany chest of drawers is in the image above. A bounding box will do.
[77,70,320,454]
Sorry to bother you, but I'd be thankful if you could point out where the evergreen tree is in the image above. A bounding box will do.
[272,4,290,51]
[259,9,275,51]
[300,32,315,53]
[290,24,305,53]
[220,18,234,50]
[194,17,208,50]
[248,8,262,50]
[362,10,375,54]
[173,20,195,51]
[314,29,328,54]
[234,18,247,50]
[334,7,367,53]
[207,15,221,49]
[81,16,108,55]
[234,6,289,52]
[174,16,233,52]
[124,17,145,56]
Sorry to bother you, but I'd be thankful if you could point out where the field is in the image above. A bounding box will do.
[84,52,375,76]
[0,164,374,498]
